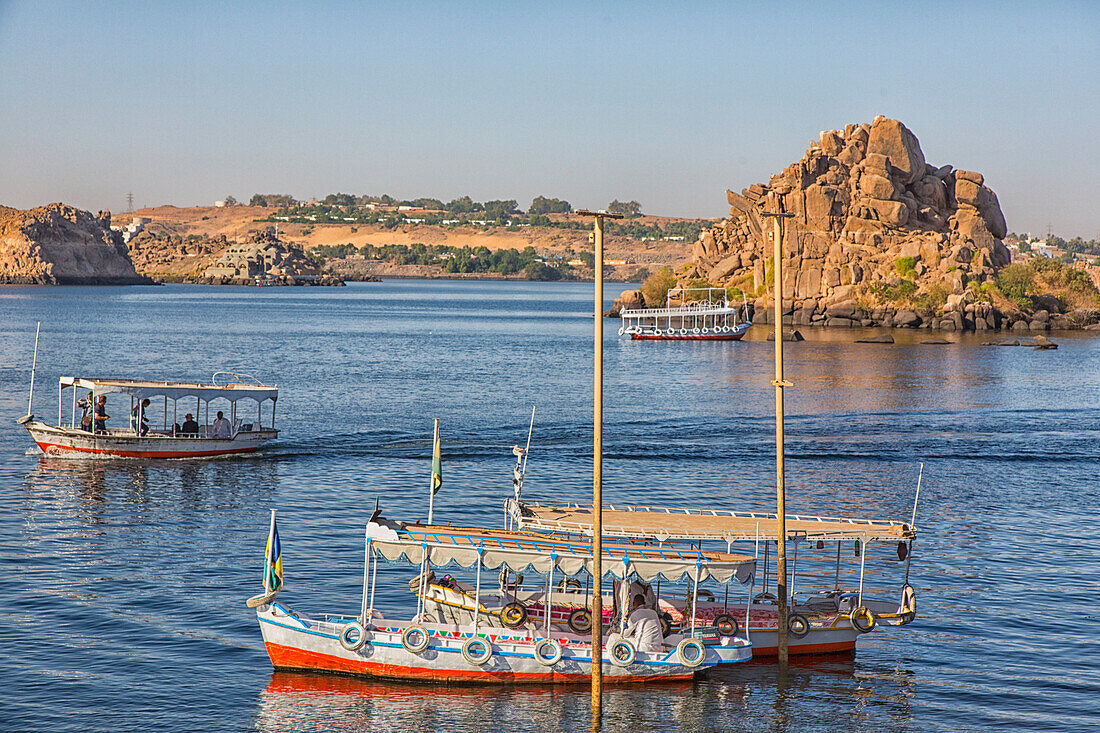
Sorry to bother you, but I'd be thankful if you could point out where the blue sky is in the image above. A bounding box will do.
[1,1,1097,236]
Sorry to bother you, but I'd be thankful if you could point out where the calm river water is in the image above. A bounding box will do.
[1,281,1097,732]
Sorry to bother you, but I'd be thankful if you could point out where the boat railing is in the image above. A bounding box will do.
[212,371,265,387]
[620,301,736,318]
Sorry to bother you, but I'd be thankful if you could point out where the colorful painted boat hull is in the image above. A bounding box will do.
[257,603,743,684]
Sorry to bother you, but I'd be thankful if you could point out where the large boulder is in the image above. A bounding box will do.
[867,117,926,185]
[708,254,742,282]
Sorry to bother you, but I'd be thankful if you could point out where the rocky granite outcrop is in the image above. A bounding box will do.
[0,204,153,284]
[684,117,1046,331]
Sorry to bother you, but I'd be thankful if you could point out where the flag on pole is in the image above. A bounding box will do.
[263,510,283,593]
[430,418,442,496]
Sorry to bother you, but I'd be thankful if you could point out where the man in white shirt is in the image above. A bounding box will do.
[619,593,664,653]
[211,410,232,439]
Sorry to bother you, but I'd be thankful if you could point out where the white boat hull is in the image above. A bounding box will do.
[256,603,745,684]
[24,421,276,459]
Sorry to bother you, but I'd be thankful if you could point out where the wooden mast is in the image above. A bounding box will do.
[577,208,622,725]
[761,186,794,668]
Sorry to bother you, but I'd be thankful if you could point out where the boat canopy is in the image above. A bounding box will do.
[58,377,278,403]
[507,500,915,543]
[365,519,756,584]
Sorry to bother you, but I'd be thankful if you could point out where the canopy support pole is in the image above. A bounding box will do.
[834,542,841,590]
[473,549,483,634]
[367,528,376,625]
[70,387,76,429]
[858,542,868,605]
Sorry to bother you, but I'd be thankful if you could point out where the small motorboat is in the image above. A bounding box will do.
[249,510,753,684]
[19,372,278,459]
[507,499,919,657]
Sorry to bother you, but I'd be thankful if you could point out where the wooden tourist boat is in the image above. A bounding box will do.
[619,286,752,341]
[18,373,278,459]
[506,499,918,657]
[248,510,754,684]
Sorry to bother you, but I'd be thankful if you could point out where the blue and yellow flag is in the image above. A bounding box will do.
[431,419,442,496]
[264,510,283,593]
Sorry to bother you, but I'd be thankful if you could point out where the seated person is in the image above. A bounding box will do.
[211,410,231,439]
[180,413,199,435]
[608,593,664,653]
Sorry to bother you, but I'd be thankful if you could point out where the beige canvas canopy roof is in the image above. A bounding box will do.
[60,376,277,403]
[508,500,915,543]
[365,519,756,584]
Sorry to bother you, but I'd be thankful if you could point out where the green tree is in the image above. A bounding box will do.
[324,193,356,206]
[528,196,572,215]
[249,194,268,207]
[484,200,519,220]
[446,196,484,213]
[607,199,642,218]
[641,266,677,307]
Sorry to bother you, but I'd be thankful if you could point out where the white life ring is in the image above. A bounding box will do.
[339,622,367,651]
[701,327,709,335]
[610,639,636,666]
[654,329,664,337]
[676,638,707,668]
[617,326,625,336]
[461,636,493,666]
[401,624,431,653]
[533,638,563,666]
[692,328,700,335]
[679,329,687,336]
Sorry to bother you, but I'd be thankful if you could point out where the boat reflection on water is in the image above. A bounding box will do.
[256,671,724,733]
[254,652,915,733]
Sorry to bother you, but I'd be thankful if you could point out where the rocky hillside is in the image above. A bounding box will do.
[685,117,1097,331]
[0,204,152,284]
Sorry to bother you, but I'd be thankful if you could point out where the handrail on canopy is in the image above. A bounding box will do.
[507,500,915,543]
[58,376,278,403]
[365,519,756,585]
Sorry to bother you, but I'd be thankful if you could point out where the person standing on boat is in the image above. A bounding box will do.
[77,391,94,432]
[131,398,151,436]
[211,410,231,439]
[93,395,109,434]
[610,593,664,653]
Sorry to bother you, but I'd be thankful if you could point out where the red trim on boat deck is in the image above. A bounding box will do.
[264,642,696,684]
[34,441,258,458]
[749,639,856,656]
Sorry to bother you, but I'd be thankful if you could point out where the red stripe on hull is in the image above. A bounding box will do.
[749,639,856,656]
[34,441,259,458]
[631,334,745,341]
[264,641,696,685]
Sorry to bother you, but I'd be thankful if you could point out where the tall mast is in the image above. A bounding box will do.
[761,186,794,668]
[577,208,622,725]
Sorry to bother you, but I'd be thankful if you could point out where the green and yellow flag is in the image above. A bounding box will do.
[263,509,283,594]
[431,419,442,495]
